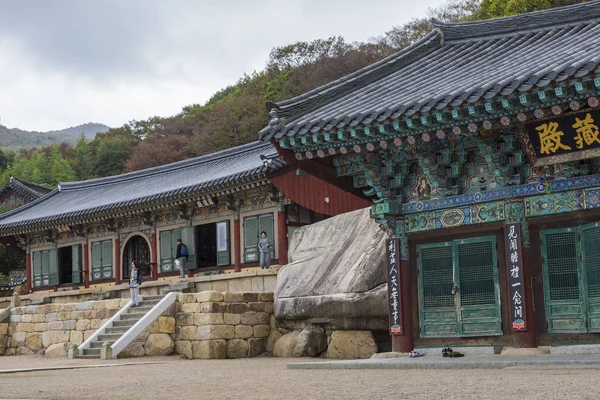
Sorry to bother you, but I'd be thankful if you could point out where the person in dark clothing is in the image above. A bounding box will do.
[258,231,273,269]
[176,239,188,278]
[129,261,142,307]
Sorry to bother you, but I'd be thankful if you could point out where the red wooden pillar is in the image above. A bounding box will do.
[234,213,242,272]
[82,242,90,288]
[277,205,288,265]
[151,233,158,280]
[513,245,538,348]
[25,249,32,293]
[114,237,121,285]
[392,259,414,353]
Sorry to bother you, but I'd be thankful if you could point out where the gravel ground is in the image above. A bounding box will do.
[1,355,600,400]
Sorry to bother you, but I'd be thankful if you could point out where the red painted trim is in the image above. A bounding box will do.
[82,243,90,288]
[114,238,121,285]
[392,259,414,352]
[515,246,538,347]
[234,218,241,272]
[277,208,288,265]
[25,251,32,293]
[151,234,158,280]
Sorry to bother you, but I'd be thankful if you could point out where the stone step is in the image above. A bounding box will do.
[74,354,100,359]
[82,347,101,355]
[113,319,137,328]
[105,327,129,334]
[128,306,153,313]
[141,295,164,301]
[90,341,113,348]
[120,312,146,320]
[98,333,122,341]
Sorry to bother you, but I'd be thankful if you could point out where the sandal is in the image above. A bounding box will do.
[442,347,452,357]
[449,351,464,357]
[409,350,423,358]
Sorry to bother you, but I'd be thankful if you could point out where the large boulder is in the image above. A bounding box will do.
[272,331,300,357]
[275,208,388,329]
[145,333,174,356]
[293,324,327,357]
[327,331,377,359]
[45,343,68,358]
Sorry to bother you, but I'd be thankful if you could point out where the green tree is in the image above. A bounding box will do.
[49,145,77,185]
[94,137,134,177]
[476,0,587,19]
[0,243,25,276]
[75,133,92,181]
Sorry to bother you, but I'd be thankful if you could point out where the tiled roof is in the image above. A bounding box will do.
[0,177,52,201]
[0,141,284,232]
[259,1,600,140]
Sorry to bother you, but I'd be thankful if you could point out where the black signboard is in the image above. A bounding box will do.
[386,238,402,335]
[525,109,600,162]
[504,223,527,332]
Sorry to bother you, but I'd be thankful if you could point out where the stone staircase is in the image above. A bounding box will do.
[74,292,176,359]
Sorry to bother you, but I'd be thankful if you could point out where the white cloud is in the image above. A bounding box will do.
[0,0,448,131]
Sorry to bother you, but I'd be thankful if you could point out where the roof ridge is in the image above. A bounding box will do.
[60,141,276,190]
[433,0,600,42]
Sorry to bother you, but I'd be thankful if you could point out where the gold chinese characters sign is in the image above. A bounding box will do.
[525,110,600,166]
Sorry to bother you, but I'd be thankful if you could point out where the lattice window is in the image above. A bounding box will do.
[458,240,496,306]
[545,231,580,301]
[420,245,454,308]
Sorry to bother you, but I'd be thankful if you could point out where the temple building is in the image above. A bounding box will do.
[259,2,600,351]
[0,177,51,213]
[0,141,369,294]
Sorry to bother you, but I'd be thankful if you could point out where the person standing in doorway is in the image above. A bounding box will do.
[129,261,142,307]
[258,231,273,269]
[176,238,189,278]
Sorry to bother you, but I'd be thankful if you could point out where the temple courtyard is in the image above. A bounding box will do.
[1,355,599,399]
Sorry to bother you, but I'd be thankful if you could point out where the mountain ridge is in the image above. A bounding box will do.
[0,122,110,151]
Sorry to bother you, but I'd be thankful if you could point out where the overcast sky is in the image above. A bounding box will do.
[0,0,448,132]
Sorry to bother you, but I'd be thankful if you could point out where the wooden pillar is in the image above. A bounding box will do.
[234,212,242,272]
[82,242,90,288]
[114,236,121,285]
[392,259,414,353]
[25,249,32,293]
[151,233,158,280]
[277,204,288,265]
[513,245,538,348]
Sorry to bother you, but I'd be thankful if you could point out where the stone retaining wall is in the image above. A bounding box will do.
[0,291,274,359]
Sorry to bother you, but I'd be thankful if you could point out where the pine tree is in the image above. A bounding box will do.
[75,133,92,181]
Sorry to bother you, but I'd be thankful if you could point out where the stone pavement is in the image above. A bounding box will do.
[288,354,600,370]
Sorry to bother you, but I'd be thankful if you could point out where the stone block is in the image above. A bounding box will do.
[251,277,264,292]
[226,339,248,359]
[293,324,327,357]
[16,323,34,332]
[175,340,193,359]
[178,293,195,303]
[242,293,259,302]
[181,303,203,313]
[257,312,270,325]
[77,302,93,311]
[11,307,23,315]
[179,326,197,340]
[196,291,224,303]
[194,313,224,326]
[200,302,224,313]
[9,315,21,323]
[34,323,47,332]
[57,312,71,321]
[260,293,274,302]
[45,342,68,358]
[227,279,242,293]
[106,299,121,310]
[267,330,282,353]
[25,333,43,351]
[327,331,377,360]
[5,348,16,356]
[63,320,76,330]
[37,305,51,314]
[248,302,265,312]
[149,321,159,333]
[0,324,7,335]
[240,312,262,326]
[223,313,241,325]
[263,275,277,292]
[92,301,106,310]
[76,319,90,331]
[240,277,253,292]
[248,338,267,357]
[42,330,69,347]
[45,313,58,323]
[223,292,243,303]
[192,340,226,359]
[176,313,194,326]
[196,325,234,340]
[47,321,64,331]
[31,314,46,323]
[253,325,270,338]
[264,302,274,314]
[83,330,95,341]
[134,328,150,342]
[69,330,84,346]
[273,331,300,357]
[212,280,228,293]
[158,316,176,334]
[234,325,253,339]
[145,333,174,356]
[21,314,32,323]
[17,347,35,355]
[119,342,145,358]
[195,282,212,292]
[23,305,37,314]
[226,303,248,314]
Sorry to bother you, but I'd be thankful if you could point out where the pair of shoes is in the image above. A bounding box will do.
[409,350,423,358]
[131,304,138,308]
[442,347,452,357]
[449,351,464,357]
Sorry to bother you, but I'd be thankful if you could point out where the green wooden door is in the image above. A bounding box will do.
[181,226,196,270]
[33,252,42,288]
[418,237,501,338]
[244,216,259,263]
[48,248,59,286]
[418,242,458,337]
[541,228,586,333]
[216,221,230,266]
[582,222,600,332]
[91,240,113,281]
[456,238,502,336]
[72,245,82,284]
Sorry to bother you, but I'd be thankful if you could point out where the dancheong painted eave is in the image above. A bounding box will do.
[0,141,285,234]
[258,0,600,143]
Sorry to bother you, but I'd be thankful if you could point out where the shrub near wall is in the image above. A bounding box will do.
[175,291,274,359]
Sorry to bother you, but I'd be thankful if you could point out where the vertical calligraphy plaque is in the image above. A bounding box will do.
[504,223,527,331]
[386,238,403,335]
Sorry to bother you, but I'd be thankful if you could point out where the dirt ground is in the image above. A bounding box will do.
[1,355,599,400]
